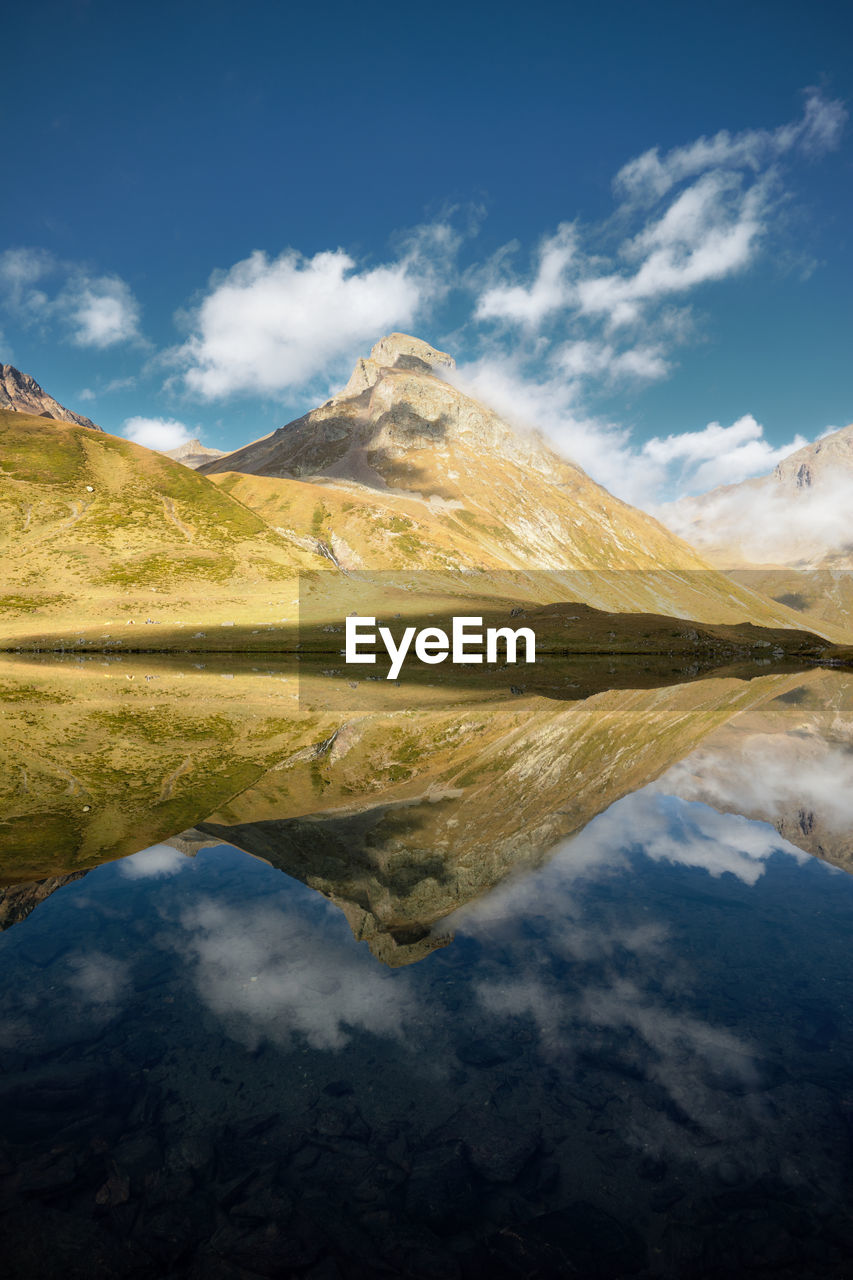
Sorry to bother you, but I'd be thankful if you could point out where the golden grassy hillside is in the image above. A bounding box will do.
[0,410,324,645]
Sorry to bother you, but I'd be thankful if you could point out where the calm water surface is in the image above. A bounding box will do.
[1,678,853,1278]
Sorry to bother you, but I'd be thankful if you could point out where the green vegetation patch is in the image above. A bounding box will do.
[91,708,239,744]
[100,552,237,587]
[0,594,71,614]
[0,418,88,485]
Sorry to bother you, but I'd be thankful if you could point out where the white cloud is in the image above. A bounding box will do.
[451,91,846,507]
[120,843,189,878]
[123,416,196,451]
[0,246,54,294]
[643,413,808,493]
[614,89,847,205]
[172,222,459,399]
[576,173,768,328]
[475,223,577,328]
[67,275,141,348]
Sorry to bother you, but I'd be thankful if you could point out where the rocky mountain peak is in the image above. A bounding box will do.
[0,364,101,431]
[337,333,455,400]
[369,333,455,374]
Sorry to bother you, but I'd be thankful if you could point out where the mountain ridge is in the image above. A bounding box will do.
[0,339,846,647]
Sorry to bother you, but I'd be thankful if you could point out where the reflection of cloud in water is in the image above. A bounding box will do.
[176,899,413,1051]
[119,844,188,879]
[446,793,794,1163]
[595,793,806,885]
[65,950,130,1010]
[657,734,853,838]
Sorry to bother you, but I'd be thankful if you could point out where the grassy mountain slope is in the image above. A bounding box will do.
[0,410,324,645]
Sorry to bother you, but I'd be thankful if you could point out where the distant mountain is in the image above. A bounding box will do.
[660,423,853,639]
[662,423,853,569]
[165,437,225,469]
[0,364,101,430]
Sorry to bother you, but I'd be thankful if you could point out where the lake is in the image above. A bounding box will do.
[1,658,852,1277]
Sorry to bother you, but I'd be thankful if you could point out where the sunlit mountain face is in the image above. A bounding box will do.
[1,658,853,1277]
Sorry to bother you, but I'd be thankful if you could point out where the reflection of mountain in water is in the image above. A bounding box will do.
[189,675,829,964]
[2,656,853,960]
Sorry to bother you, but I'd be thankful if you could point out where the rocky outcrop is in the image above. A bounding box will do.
[0,364,101,430]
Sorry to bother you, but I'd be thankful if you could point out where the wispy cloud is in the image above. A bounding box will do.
[0,248,143,349]
[451,89,846,504]
[79,375,137,402]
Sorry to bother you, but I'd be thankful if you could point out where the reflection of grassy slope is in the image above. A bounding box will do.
[0,411,322,642]
[197,669,814,965]
[0,657,326,881]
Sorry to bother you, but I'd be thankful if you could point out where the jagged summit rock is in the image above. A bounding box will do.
[339,332,455,398]
[0,364,101,430]
[164,437,225,469]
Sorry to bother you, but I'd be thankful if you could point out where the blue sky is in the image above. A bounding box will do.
[1,0,851,504]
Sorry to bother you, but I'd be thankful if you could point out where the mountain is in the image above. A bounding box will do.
[165,438,226,469]
[200,332,837,634]
[0,364,101,430]
[0,341,843,650]
[200,333,714,575]
[660,423,853,638]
